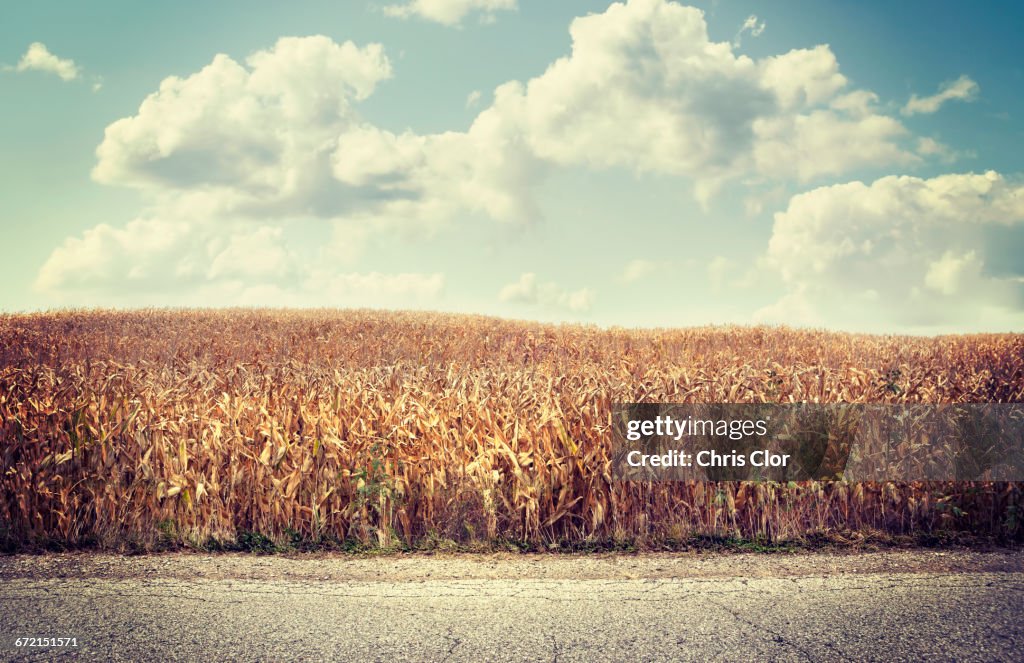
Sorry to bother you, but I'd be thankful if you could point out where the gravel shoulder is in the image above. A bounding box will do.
[1,548,1021,582]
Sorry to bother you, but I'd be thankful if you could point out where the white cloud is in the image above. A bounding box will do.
[40,34,540,304]
[760,171,1024,329]
[915,136,970,164]
[92,35,539,228]
[35,218,197,293]
[93,36,392,213]
[828,89,879,117]
[916,136,949,159]
[479,0,918,195]
[499,273,594,312]
[206,227,297,281]
[902,75,979,116]
[328,121,542,226]
[34,218,300,294]
[466,90,482,108]
[383,0,517,26]
[33,7,968,313]
[621,259,661,283]
[88,5,932,232]
[752,291,821,328]
[752,110,914,182]
[34,215,444,308]
[923,250,981,296]
[733,14,765,47]
[14,42,80,81]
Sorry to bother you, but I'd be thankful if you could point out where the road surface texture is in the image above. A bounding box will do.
[1,550,1022,662]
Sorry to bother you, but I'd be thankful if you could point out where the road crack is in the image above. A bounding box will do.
[440,626,461,662]
[704,595,824,662]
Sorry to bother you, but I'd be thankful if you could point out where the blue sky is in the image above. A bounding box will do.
[2,0,1022,332]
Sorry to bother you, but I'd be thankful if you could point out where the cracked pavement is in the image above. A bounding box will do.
[0,551,1021,662]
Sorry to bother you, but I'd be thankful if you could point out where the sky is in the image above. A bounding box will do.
[2,0,1023,333]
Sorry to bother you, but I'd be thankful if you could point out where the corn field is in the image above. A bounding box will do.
[1,309,1022,551]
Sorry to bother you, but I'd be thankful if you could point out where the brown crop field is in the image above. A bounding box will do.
[1,309,1022,552]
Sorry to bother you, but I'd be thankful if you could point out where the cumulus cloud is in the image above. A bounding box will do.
[383,0,517,26]
[88,4,928,231]
[34,215,444,308]
[93,37,393,211]
[902,75,979,116]
[923,250,982,296]
[92,35,539,227]
[480,0,917,193]
[34,218,294,294]
[40,34,541,304]
[13,42,80,81]
[499,273,594,312]
[329,121,542,224]
[759,171,1024,330]
[34,5,960,313]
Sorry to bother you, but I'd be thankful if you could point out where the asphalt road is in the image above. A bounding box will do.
[1,551,1021,662]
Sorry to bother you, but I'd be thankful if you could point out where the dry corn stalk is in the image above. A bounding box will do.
[1,309,1021,550]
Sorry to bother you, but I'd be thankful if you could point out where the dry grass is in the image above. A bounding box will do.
[1,309,1021,551]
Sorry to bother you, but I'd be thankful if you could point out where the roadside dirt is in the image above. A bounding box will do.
[2,548,1021,582]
